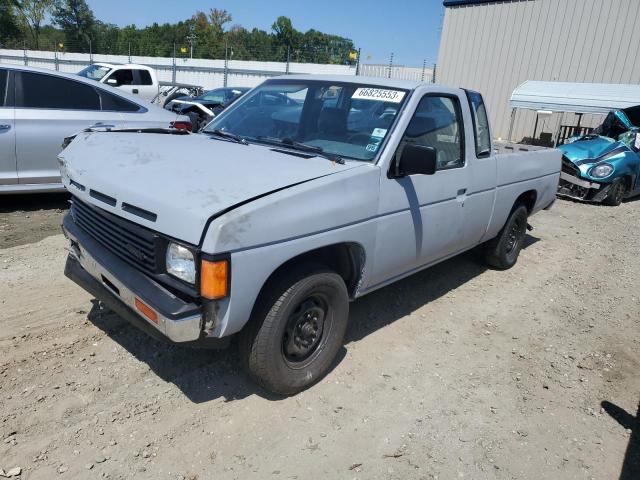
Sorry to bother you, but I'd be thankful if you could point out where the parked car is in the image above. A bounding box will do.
[78,62,160,103]
[165,87,250,132]
[558,106,640,205]
[0,65,191,194]
[60,76,560,394]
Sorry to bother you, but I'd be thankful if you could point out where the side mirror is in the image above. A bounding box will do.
[106,78,118,86]
[398,144,437,176]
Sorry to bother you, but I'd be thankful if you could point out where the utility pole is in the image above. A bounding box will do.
[355,47,361,76]
[421,59,426,82]
[432,62,437,83]
[388,52,394,78]
[128,42,131,63]
[89,39,93,64]
[186,34,197,59]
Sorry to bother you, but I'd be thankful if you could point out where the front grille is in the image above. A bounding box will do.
[71,197,159,275]
[561,157,580,176]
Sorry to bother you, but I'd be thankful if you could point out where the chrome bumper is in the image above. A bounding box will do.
[63,214,203,343]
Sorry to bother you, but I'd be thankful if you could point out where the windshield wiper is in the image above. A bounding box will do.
[208,129,248,145]
[255,136,345,164]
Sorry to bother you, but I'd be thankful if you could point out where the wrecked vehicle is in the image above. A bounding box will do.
[558,106,640,205]
[59,76,560,394]
[165,87,250,132]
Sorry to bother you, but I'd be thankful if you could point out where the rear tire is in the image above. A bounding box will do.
[483,205,528,270]
[239,265,349,395]
[602,178,626,206]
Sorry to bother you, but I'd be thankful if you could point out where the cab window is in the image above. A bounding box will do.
[396,95,464,170]
[106,69,134,86]
[0,69,7,106]
[466,90,491,157]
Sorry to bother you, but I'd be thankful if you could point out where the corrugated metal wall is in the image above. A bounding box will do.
[437,0,640,142]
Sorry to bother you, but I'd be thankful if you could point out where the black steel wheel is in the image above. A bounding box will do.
[484,205,529,270]
[602,179,626,206]
[239,265,349,395]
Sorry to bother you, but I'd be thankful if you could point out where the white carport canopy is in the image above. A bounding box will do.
[509,81,640,114]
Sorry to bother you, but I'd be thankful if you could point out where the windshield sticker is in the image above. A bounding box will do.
[366,143,379,153]
[371,128,387,138]
[352,88,405,103]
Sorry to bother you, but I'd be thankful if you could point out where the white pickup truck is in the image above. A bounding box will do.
[60,76,561,394]
[78,63,160,102]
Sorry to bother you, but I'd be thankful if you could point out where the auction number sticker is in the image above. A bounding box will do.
[352,88,406,103]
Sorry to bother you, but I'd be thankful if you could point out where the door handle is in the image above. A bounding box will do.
[0,124,11,132]
[457,188,467,196]
[456,188,467,205]
[132,89,139,94]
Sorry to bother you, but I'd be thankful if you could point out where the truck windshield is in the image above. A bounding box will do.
[78,65,112,81]
[203,80,409,161]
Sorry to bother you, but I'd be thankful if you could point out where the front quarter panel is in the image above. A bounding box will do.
[201,164,381,337]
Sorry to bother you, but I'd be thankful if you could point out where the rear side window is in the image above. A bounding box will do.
[0,69,7,106]
[17,72,100,110]
[136,70,153,86]
[99,89,141,112]
[466,90,491,157]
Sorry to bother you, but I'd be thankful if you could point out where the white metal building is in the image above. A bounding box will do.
[437,0,640,143]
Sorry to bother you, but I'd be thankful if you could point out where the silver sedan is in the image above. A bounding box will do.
[0,65,190,194]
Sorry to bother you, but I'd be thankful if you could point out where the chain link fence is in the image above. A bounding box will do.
[0,39,436,89]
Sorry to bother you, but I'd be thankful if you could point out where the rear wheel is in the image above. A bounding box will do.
[239,265,349,395]
[602,178,626,206]
[483,205,528,270]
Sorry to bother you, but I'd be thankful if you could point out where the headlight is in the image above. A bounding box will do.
[590,163,614,178]
[166,243,196,284]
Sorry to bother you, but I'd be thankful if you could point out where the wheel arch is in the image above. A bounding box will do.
[514,189,537,213]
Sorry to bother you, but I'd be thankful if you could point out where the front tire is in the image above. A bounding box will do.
[602,178,626,206]
[483,205,529,270]
[239,265,349,395]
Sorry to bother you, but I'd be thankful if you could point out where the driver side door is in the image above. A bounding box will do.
[370,93,471,286]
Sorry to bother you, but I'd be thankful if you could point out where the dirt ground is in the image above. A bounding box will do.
[0,196,638,480]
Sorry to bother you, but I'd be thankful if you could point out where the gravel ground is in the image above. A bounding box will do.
[0,196,638,480]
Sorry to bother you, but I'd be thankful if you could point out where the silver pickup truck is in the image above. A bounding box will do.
[60,76,561,394]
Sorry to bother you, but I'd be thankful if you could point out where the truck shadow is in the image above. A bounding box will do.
[601,400,640,480]
[86,235,539,404]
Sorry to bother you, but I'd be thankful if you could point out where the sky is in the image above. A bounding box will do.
[85,0,445,67]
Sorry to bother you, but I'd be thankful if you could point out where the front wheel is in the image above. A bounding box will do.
[602,178,626,206]
[483,205,529,270]
[239,265,349,395]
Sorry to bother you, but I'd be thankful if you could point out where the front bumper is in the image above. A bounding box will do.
[62,213,204,343]
[557,171,611,202]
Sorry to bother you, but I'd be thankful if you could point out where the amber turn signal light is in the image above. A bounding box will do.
[200,259,229,300]
[135,298,158,324]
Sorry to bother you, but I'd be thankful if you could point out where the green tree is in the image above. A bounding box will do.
[52,0,95,52]
[11,0,55,49]
[0,0,21,46]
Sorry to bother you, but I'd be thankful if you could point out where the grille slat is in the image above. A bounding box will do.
[71,198,158,274]
[75,204,155,255]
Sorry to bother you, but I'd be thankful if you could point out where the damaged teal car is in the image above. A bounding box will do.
[558,106,640,206]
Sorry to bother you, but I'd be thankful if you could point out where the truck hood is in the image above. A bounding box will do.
[58,131,362,245]
[559,136,624,165]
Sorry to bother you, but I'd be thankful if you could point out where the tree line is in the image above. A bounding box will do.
[0,0,358,64]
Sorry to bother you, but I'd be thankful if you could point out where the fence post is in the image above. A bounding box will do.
[172,42,177,83]
[23,41,28,66]
[224,41,229,87]
[388,52,394,78]
[355,47,361,76]
[54,43,59,71]
[432,63,437,83]
[286,46,290,74]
